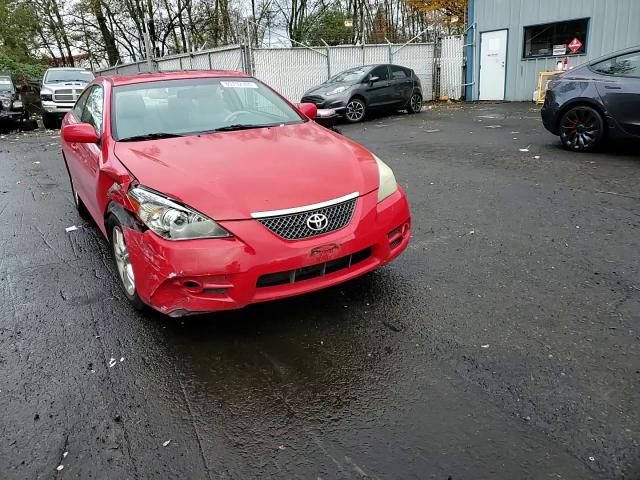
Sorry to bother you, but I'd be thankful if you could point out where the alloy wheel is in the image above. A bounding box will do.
[409,93,422,113]
[346,100,365,122]
[560,106,603,151]
[112,226,136,296]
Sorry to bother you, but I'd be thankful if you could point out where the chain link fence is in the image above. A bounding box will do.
[96,36,464,102]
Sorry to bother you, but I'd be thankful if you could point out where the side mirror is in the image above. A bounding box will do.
[298,102,318,119]
[369,76,380,84]
[63,123,99,144]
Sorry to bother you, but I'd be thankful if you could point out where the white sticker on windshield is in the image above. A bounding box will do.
[220,81,258,89]
[0,79,11,85]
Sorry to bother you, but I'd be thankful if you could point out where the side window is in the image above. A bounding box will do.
[592,52,640,77]
[391,66,408,80]
[81,86,104,132]
[369,66,389,81]
[72,89,91,120]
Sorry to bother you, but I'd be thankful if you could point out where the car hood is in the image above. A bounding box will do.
[303,82,355,97]
[113,122,379,221]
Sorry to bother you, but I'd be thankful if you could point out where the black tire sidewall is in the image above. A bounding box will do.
[559,106,604,152]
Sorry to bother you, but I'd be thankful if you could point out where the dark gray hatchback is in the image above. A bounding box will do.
[541,46,640,151]
[301,64,423,123]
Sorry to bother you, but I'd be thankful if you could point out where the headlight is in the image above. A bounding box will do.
[12,100,23,109]
[127,186,232,240]
[374,155,398,202]
[40,88,52,102]
[326,86,347,96]
[0,99,10,109]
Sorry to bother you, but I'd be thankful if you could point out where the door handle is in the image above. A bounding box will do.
[605,85,621,90]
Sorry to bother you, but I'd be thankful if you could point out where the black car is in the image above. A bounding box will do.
[541,46,640,151]
[302,64,423,123]
[0,73,28,127]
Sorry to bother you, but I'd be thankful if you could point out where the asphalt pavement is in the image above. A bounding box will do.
[0,103,638,479]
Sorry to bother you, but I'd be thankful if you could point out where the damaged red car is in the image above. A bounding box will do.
[60,71,411,317]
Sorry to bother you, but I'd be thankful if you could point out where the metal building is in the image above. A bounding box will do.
[465,0,640,101]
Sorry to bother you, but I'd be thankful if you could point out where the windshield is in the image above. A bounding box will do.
[112,77,305,141]
[326,67,369,84]
[0,77,14,93]
[44,70,94,84]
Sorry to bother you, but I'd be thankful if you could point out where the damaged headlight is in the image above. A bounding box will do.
[127,186,232,240]
[373,154,398,202]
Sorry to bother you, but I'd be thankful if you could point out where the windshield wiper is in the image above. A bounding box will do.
[118,132,186,142]
[210,124,276,132]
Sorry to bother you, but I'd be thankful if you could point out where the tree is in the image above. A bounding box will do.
[303,9,352,46]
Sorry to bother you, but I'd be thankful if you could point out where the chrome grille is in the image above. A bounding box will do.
[53,89,83,103]
[258,198,356,240]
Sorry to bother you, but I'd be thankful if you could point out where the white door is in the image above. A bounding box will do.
[479,30,508,100]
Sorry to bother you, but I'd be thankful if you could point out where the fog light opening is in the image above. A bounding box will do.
[183,280,202,290]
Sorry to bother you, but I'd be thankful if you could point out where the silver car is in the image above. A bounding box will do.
[301,64,423,123]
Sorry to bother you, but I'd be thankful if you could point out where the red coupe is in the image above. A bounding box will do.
[60,71,411,317]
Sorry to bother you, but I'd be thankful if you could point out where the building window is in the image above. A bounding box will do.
[523,18,589,58]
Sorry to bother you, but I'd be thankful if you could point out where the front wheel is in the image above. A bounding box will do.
[107,216,145,310]
[345,98,366,123]
[407,92,422,114]
[559,106,604,152]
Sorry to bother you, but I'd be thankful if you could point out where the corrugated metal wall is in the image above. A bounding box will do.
[471,0,640,100]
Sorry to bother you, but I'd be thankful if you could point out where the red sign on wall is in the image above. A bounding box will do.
[568,38,583,53]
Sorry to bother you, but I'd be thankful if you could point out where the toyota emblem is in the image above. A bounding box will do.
[306,213,329,231]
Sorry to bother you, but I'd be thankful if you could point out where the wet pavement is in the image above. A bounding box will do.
[0,103,638,479]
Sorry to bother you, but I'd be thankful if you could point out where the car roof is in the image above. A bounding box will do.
[46,67,91,71]
[104,70,251,86]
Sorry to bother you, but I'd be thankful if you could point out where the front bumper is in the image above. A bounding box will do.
[0,110,23,120]
[123,188,411,316]
[540,91,560,135]
[42,101,74,115]
[301,95,348,114]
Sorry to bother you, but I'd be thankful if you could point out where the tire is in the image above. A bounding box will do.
[70,176,91,220]
[407,92,422,114]
[43,113,58,130]
[559,105,604,152]
[106,215,145,310]
[345,98,366,123]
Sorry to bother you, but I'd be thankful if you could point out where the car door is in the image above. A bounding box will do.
[592,51,640,137]
[62,88,90,200]
[74,85,104,220]
[363,65,392,107]
[389,65,413,106]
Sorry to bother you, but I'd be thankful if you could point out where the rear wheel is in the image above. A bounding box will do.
[345,98,366,123]
[407,92,422,113]
[559,105,604,152]
[107,215,144,310]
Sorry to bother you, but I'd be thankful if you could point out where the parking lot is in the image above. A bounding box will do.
[0,102,638,479]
